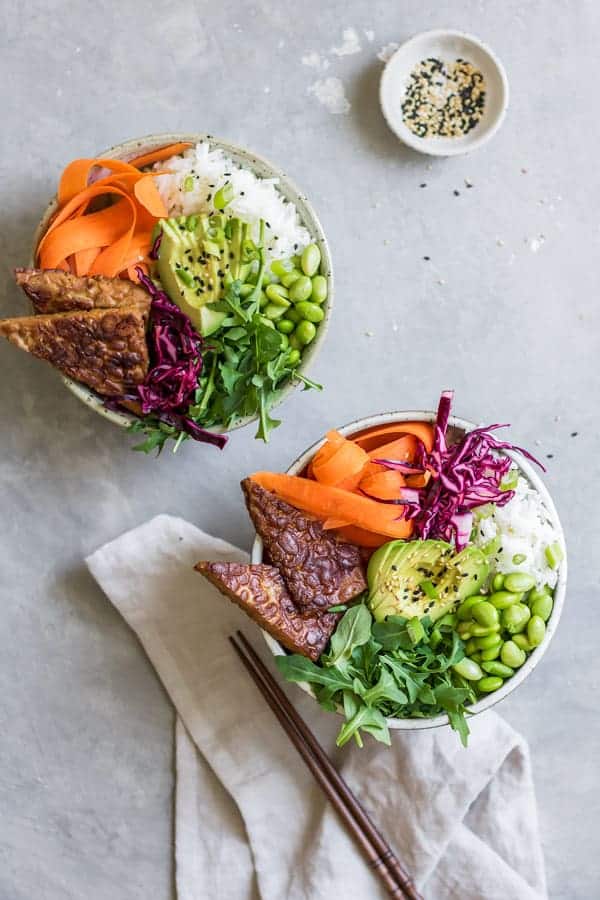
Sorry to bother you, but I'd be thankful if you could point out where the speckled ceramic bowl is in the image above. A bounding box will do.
[252,410,567,732]
[31,133,333,434]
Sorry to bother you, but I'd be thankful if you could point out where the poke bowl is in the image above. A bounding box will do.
[249,394,567,744]
[3,133,333,452]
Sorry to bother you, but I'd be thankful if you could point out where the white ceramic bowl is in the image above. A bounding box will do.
[252,410,567,732]
[380,30,509,156]
[31,133,333,434]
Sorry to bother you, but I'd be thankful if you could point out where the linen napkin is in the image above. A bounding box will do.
[86,514,547,900]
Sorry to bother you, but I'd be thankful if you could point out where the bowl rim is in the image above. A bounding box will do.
[252,408,567,732]
[30,131,334,434]
[379,28,509,157]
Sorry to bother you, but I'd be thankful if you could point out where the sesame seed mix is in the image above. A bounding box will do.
[401,57,486,139]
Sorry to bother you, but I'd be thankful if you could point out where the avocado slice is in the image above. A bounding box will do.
[367,539,488,623]
[156,214,249,336]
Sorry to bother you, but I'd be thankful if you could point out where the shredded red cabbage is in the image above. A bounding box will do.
[134,267,227,450]
[149,231,162,260]
[375,390,544,550]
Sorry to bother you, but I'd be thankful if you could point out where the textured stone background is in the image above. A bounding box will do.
[1,2,598,898]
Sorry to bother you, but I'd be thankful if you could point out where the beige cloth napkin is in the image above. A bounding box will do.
[86,514,547,900]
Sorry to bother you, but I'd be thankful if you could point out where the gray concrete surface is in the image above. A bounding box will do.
[1,2,598,897]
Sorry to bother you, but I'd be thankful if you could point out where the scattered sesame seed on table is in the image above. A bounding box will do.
[401,57,486,138]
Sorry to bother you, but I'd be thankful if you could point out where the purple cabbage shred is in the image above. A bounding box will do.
[375,389,544,550]
[132,267,227,449]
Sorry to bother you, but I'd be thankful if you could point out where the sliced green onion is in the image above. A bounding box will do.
[501,469,519,491]
[545,542,564,569]
[185,214,199,232]
[214,181,234,210]
[183,175,195,192]
[175,267,194,287]
[481,535,501,558]
[512,553,527,565]
[203,239,221,257]
[327,604,348,613]
[419,579,439,600]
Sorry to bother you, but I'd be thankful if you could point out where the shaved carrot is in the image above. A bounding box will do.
[335,525,391,548]
[312,430,369,489]
[367,434,419,462]
[251,472,413,539]
[359,469,406,500]
[354,421,434,453]
[323,517,351,530]
[127,141,193,169]
[37,146,183,281]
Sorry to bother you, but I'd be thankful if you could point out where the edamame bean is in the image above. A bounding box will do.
[278,333,289,350]
[457,595,485,620]
[478,676,504,693]
[480,644,502,661]
[457,621,474,639]
[430,627,443,650]
[471,623,500,637]
[501,603,531,635]
[504,572,536,593]
[289,334,302,350]
[289,275,313,303]
[265,283,290,306]
[513,634,534,652]
[286,306,302,323]
[281,269,302,288]
[277,318,295,334]
[301,243,321,277]
[294,320,317,346]
[501,640,526,669]
[529,590,553,622]
[469,652,482,663]
[472,601,499,628]
[271,259,292,278]
[452,658,484,681]
[482,660,515,678]
[490,590,521,610]
[465,638,479,655]
[258,291,269,309]
[311,274,328,305]
[527,615,546,647]
[287,349,301,366]
[492,574,505,592]
[294,301,324,323]
[259,316,275,329]
[264,303,287,320]
[475,632,502,650]
[239,283,255,298]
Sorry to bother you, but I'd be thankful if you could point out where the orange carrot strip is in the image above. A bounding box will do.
[251,472,413,539]
[359,469,407,501]
[127,142,193,169]
[368,434,419,462]
[58,158,141,206]
[323,518,351,530]
[38,199,134,267]
[335,525,391,548]
[312,432,369,488]
[89,198,138,277]
[74,247,101,275]
[353,422,434,454]
[133,175,167,217]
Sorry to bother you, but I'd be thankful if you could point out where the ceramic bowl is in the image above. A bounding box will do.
[380,30,509,156]
[252,410,567,732]
[31,133,333,434]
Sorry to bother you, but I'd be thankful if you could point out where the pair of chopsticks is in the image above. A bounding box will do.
[229,632,423,900]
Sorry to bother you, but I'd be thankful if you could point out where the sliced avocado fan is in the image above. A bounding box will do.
[156,214,257,336]
[367,539,489,623]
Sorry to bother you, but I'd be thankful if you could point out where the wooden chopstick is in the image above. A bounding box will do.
[229,632,422,900]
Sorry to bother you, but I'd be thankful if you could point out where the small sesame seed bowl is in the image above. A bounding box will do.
[380,30,509,157]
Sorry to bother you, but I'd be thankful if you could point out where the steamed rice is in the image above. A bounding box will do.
[472,473,562,589]
[153,142,311,261]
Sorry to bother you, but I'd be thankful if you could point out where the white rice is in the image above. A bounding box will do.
[471,473,562,589]
[153,142,311,261]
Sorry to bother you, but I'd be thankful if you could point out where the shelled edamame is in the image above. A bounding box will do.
[452,572,554,698]
[267,244,327,357]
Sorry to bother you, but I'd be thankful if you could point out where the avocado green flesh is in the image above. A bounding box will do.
[156,214,250,336]
[367,539,489,623]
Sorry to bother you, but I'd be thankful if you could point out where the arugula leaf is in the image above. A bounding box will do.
[362,669,408,708]
[337,705,390,748]
[324,604,372,670]
[274,654,353,692]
